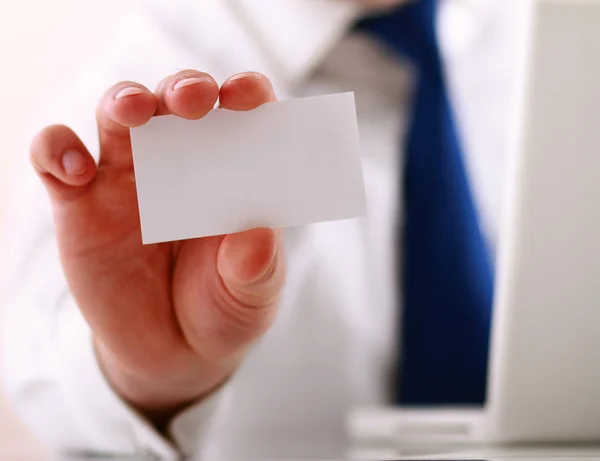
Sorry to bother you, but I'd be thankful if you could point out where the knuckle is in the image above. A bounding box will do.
[181,285,279,361]
[214,288,279,340]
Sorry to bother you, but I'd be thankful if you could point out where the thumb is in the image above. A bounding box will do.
[217,227,284,309]
[176,227,285,361]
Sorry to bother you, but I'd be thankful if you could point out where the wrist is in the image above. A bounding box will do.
[93,339,232,429]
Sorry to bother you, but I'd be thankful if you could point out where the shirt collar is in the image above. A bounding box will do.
[144,0,490,88]
[231,0,362,86]
[230,0,492,86]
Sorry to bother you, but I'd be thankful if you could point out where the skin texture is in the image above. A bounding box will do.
[30,71,284,427]
[29,0,410,429]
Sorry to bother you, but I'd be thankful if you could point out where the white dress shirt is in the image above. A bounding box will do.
[0,0,527,459]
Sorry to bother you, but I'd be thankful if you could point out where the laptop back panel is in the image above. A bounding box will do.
[485,0,600,442]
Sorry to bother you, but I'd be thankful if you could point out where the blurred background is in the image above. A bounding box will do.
[0,0,525,458]
[0,1,124,457]
[0,0,127,225]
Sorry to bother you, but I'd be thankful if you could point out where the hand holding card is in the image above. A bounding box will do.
[130,92,367,244]
[29,69,365,430]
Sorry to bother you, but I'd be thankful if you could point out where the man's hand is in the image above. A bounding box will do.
[30,71,285,427]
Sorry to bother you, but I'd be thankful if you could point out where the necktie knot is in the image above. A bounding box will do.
[356,0,440,66]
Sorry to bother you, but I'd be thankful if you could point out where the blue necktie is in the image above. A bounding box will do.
[357,0,494,405]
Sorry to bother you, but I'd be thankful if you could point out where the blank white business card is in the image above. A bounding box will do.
[130,92,367,244]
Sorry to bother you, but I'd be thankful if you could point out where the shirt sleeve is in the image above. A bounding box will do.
[0,6,234,459]
[2,278,228,458]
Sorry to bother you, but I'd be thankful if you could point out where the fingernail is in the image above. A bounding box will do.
[62,150,86,176]
[228,72,261,82]
[114,86,146,100]
[227,73,249,82]
[173,77,206,91]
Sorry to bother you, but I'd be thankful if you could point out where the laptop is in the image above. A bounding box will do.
[348,0,600,445]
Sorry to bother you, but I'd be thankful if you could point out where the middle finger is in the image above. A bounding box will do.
[154,69,219,119]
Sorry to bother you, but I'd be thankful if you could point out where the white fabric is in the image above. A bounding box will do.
[0,0,525,458]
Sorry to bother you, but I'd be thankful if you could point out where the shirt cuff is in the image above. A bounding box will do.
[56,299,226,459]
